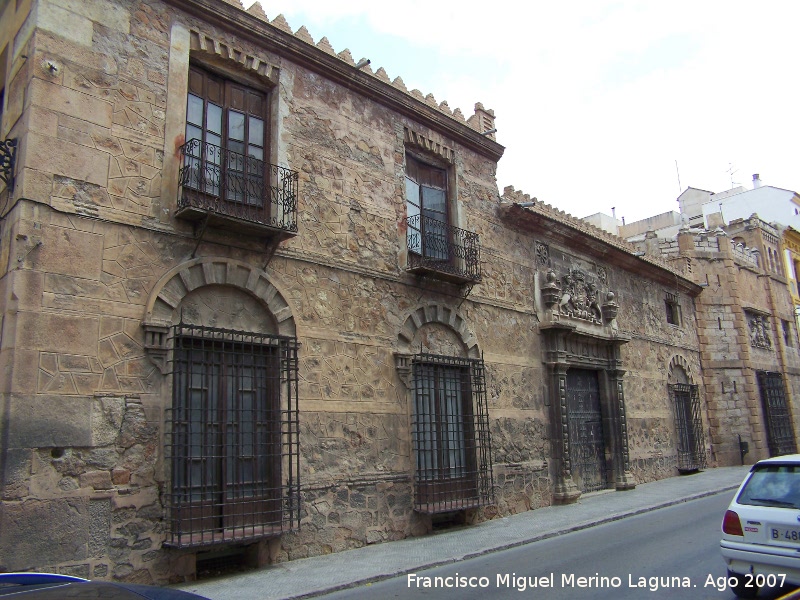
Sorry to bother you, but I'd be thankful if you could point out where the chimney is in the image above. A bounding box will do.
[753,173,762,189]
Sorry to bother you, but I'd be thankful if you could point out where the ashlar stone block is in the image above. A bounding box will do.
[0,498,90,571]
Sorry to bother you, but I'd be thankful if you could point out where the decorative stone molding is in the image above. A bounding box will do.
[403,127,455,164]
[394,353,413,389]
[142,257,297,371]
[142,321,171,375]
[746,311,772,350]
[189,29,280,85]
[557,269,602,324]
[667,355,695,386]
[541,270,561,309]
[601,291,618,324]
[396,303,479,359]
[535,242,549,267]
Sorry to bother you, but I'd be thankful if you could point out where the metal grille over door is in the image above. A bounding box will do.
[566,369,608,493]
[669,383,707,471]
[757,371,798,457]
[411,354,493,513]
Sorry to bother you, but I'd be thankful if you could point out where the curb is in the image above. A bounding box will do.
[287,484,741,599]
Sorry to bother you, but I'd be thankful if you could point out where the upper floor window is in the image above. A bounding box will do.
[177,65,298,236]
[185,65,268,206]
[404,154,481,283]
[665,293,681,326]
[405,155,449,261]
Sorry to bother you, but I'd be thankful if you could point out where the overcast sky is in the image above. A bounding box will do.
[246,1,800,224]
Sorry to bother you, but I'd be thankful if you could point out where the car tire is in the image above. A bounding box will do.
[728,570,759,599]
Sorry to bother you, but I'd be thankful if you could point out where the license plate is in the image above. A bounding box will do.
[770,526,800,544]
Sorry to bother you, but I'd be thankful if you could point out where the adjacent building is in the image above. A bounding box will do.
[622,178,800,467]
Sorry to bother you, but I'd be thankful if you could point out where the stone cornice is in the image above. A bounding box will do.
[499,202,702,295]
[164,0,505,162]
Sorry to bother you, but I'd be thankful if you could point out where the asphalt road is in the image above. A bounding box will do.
[315,491,794,600]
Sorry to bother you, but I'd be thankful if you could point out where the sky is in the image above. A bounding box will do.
[245,0,800,224]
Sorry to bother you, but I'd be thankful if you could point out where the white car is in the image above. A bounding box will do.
[721,455,800,598]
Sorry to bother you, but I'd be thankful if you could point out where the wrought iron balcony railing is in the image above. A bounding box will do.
[177,139,298,235]
[406,214,481,283]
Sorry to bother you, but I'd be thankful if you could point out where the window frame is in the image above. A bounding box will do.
[665,293,682,327]
[182,63,272,213]
[405,153,453,265]
[410,353,493,513]
[164,322,300,548]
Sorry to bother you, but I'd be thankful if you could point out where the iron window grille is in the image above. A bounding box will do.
[406,214,481,283]
[178,139,298,234]
[164,323,300,548]
[410,354,493,513]
[669,383,707,471]
[757,371,798,457]
[0,138,17,193]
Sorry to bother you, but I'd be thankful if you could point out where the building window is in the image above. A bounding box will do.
[405,155,450,262]
[757,371,798,457]
[669,383,706,472]
[411,354,493,513]
[177,65,297,235]
[783,320,793,347]
[184,65,268,205]
[665,293,681,326]
[404,155,481,282]
[165,323,300,547]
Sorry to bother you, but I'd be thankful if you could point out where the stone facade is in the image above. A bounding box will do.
[629,219,800,467]
[1,0,713,585]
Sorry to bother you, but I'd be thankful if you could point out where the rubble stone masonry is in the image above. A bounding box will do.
[0,0,715,584]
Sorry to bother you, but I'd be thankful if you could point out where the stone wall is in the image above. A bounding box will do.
[0,0,711,585]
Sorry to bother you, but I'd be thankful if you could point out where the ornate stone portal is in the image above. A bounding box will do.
[540,266,634,503]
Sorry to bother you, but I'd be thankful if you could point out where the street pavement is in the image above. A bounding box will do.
[176,465,751,600]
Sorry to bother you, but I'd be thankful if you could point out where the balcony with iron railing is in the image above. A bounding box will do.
[177,139,298,238]
[406,214,481,284]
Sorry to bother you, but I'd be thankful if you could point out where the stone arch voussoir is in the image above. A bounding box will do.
[143,257,296,337]
[397,303,479,359]
[667,355,695,386]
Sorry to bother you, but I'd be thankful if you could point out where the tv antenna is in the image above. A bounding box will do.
[726,163,740,188]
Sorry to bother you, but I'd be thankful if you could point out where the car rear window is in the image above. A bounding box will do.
[737,464,800,508]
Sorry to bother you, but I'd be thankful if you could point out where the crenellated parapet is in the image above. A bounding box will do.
[500,185,677,273]
[235,2,497,138]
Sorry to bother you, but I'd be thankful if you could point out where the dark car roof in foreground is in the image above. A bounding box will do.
[0,574,209,599]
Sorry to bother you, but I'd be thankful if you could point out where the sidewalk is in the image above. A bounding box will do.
[176,465,751,600]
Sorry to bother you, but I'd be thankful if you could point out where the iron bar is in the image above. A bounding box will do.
[406,214,481,282]
[177,139,298,234]
[410,353,493,513]
[164,322,300,548]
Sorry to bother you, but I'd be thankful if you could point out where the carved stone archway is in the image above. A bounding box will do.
[394,303,479,386]
[667,355,696,386]
[141,257,296,372]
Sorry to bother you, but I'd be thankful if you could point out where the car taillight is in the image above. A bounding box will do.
[723,510,744,536]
